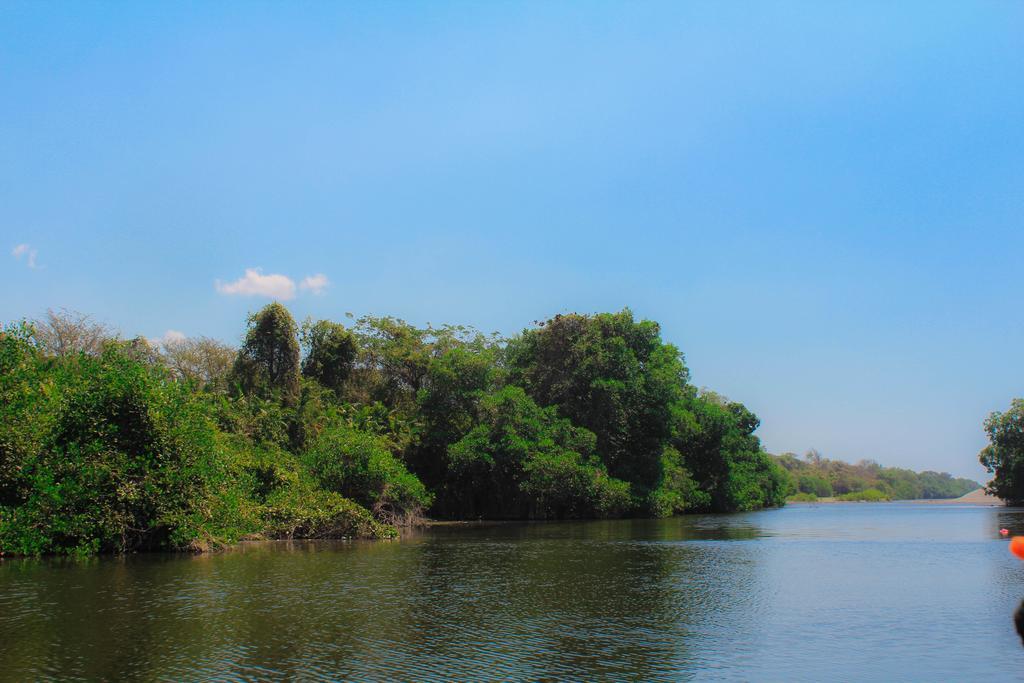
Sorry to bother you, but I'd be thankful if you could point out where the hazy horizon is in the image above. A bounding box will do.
[4,2,1022,481]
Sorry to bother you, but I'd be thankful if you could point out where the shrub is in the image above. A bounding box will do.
[0,343,229,554]
[304,422,432,524]
[798,473,833,498]
[836,488,889,502]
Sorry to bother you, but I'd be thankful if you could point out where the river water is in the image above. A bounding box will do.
[2,503,1023,681]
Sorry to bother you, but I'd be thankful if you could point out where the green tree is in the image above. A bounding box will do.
[231,303,301,404]
[410,329,502,497]
[979,399,1024,504]
[0,322,53,510]
[507,310,687,492]
[446,386,632,519]
[347,316,431,409]
[675,392,786,510]
[648,445,710,516]
[301,319,357,395]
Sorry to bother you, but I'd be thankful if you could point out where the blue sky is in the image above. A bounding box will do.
[2,2,1021,480]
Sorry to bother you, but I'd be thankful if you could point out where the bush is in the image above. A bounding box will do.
[0,330,395,556]
[787,492,819,502]
[836,488,889,502]
[0,341,229,554]
[304,422,432,524]
[797,473,833,498]
[722,451,790,511]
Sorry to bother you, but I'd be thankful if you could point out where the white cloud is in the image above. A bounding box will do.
[161,329,187,345]
[11,243,38,268]
[146,329,187,348]
[299,273,330,295]
[216,268,297,300]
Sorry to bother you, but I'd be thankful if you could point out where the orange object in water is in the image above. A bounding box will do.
[1010,536,1024,561]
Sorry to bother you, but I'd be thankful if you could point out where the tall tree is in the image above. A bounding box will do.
[979,398,1024,504]
[507,310,688,491]
[231,303,301,403]
[301,319,357,395]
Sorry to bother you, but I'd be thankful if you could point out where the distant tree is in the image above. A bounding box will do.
[231,303,301,403]
[980,399,1024,504]
[798,473,833,498]
[32,308,115,357]
[163,336,235,392]
[122,336,163,366]
[300,320,357,395]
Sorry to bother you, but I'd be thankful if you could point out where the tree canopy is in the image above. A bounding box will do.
[979,399,1024,504]
[231,303,301,403]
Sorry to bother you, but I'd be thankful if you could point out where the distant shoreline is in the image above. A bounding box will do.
[788,488,1003,506]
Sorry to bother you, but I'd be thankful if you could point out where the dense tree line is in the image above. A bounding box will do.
[775,450,979,501]
[0,306,788,555]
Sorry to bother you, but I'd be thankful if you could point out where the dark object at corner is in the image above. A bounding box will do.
[1015,600,1024,646]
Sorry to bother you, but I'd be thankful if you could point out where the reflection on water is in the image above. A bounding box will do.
[2,505,1023,681]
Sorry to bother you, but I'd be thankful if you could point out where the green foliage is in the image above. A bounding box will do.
[212,393,293,449]
[0,322,56,509]
[775,451,979,501]
[788,492,819,502]
[410,331,502,496]
[647,446,710,517]
[263,485,395,540]
[979,399,1024,504]
[836,488,889,502]
[507,310,687,491]
[797,473,834,498]
[0,337,228,554]
[348,315,432,409]
[231,303,301,404]
[722,450,790,511]
[0,325,393,556]
[304,422,432,524]
[211,434,394,541]
[447,386,632,519]
[301,319,357,395]
[674,392,787,511]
